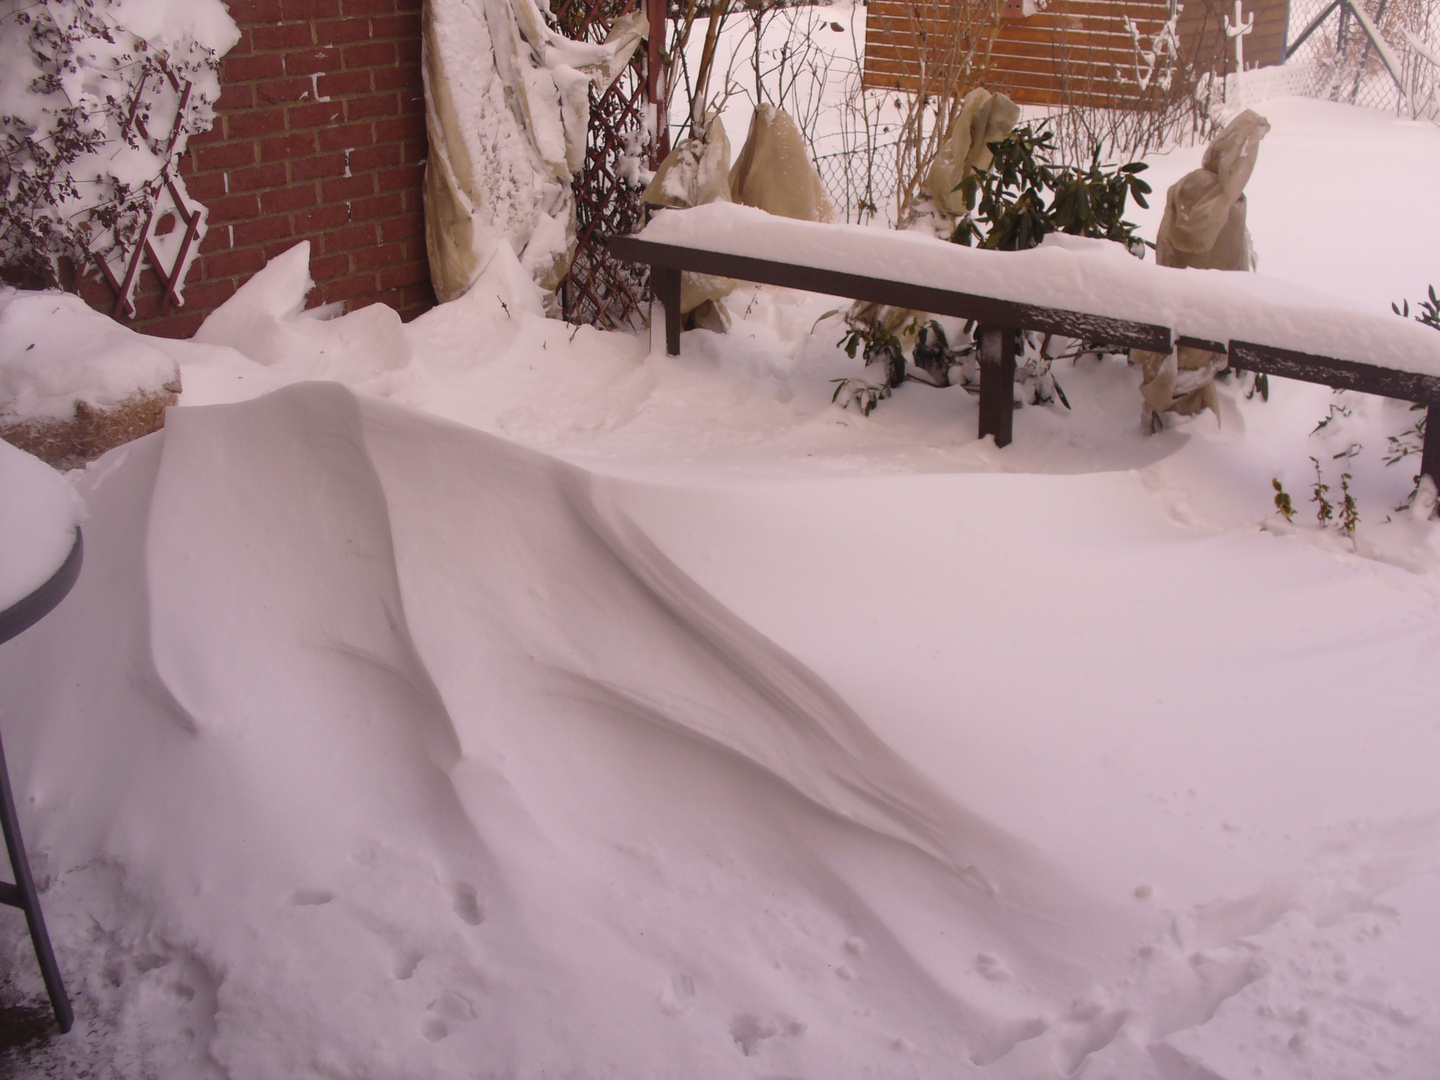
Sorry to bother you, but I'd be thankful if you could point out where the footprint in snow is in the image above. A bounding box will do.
[452,882,485,926]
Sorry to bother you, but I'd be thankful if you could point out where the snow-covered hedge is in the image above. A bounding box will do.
[0,0,238,293]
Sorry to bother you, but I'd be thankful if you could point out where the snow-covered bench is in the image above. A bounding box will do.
[610,204,1440,485]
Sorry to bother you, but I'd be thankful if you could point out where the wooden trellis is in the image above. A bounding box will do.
[94,59,206,319]
[551,0,670,329]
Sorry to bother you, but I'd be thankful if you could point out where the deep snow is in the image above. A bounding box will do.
[1,97,1439,1080]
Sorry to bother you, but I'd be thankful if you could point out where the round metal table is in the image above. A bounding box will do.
[0,527,81,1034]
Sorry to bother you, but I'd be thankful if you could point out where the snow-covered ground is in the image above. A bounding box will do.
[2,97,1440,1079]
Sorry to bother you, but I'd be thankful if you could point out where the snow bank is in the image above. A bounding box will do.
[1,383,1127,1078]
[638,203,1440,376]
[7,379,1440,1078]
[5,101,1440,1080]
[0,440,84,612]
[193,242,415,379]
[0,290,179,421]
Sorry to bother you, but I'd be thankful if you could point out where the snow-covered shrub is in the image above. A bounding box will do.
[0,0,237,296]
[1381,285,1440,478]
[835,124,1151,412]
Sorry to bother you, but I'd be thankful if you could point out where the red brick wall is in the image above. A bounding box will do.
[81,0,434,339]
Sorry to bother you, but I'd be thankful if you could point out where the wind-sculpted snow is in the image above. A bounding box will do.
[0,383,1132,1077]
[6,381,1440,1078]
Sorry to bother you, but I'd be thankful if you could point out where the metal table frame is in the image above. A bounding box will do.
[0,528,81,1034]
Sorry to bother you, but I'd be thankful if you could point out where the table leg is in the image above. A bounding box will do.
[0,736,72,1033]
[652,266,682,356]
[978,325,1017,448]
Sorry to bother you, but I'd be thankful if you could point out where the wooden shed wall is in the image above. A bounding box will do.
[863,0,1290,107]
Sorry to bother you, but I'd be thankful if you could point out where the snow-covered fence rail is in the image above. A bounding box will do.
[610,204,1440,482]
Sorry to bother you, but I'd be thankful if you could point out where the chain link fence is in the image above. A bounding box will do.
[813,141,900,225]
[1279,0,1439,119]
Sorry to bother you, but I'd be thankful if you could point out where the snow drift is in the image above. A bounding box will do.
[2,383,1132,1078]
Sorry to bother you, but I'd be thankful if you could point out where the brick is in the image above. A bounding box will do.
[289,152,346,182]
[400,137,427,164]
[351,241,405,270]
[314,17,374,44]
[373,113,425,143]
[224,53,286,83]
[251,22,316,51]
[294,203,351,232]
[225,0,284,20]
[394,38,422,65]
[282,0,342,18]
[285,48,341,77]
[260,130,320,161]
[206,246,269,278]
[308,252,352,281]
[197,227,231,255]
[226,108,288,140]
[321,173,377,202]
[401,187,422,215]
[234,215,296,247]
[401,235,427,261]
[370,12,421,39]
[187,123,227,149]
[288,101,346,129]
[227,161,289,192]
[224,29,254,59]
[350,190,404,219]
[146,311,208,339]
[261,184,320,215]
[322,274,382,304]
[257,77,315,105]
[347,92,400,122]
[379,261,427,290]
[377,163,423,192]
[398,280,437,312]
[171,280,237,311]
[318,123,374,152]
[214,82,256,112]
[323,223,379,253]
[347,142,401,171]
[261,238,318,266]
[316,69,372,98]
[205,192,261,223]
[185,172,229,202]
[342,0,397,15]
[370,65,414,94]
[195,141,257,172]
[381,213,423,243]
[343,40,397,69]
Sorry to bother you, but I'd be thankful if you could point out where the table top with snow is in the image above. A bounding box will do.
[0,440,84,613]
[638,203,1440,377]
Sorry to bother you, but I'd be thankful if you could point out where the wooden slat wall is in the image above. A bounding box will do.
[864,0,1289,107]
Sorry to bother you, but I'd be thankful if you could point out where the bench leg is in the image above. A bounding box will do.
[652,267,681,356]
[1422,405,1440,503]
[977,326,1017,448]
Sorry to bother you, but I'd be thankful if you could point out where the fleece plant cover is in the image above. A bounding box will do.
[421,0,645,301]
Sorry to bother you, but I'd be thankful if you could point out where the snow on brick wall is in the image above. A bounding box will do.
[75,0,433,338]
